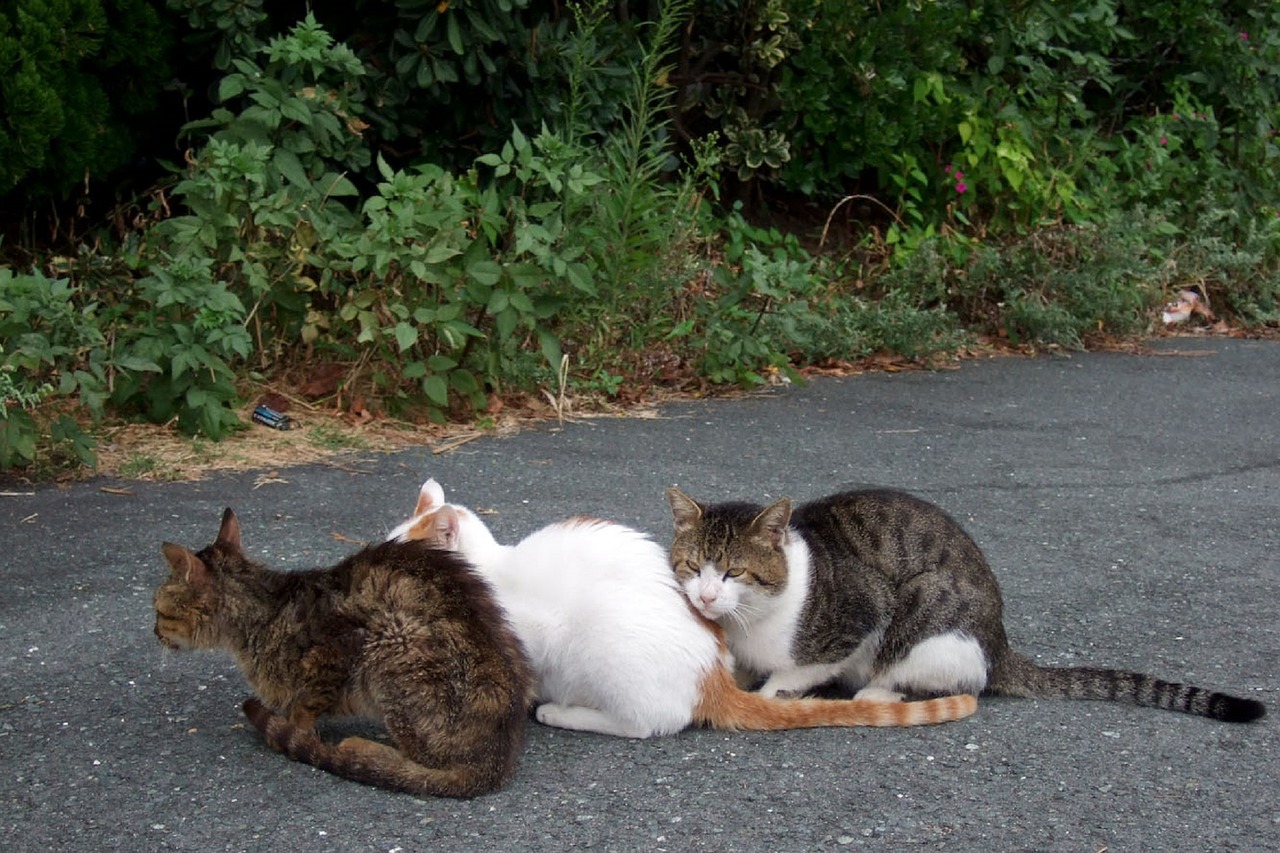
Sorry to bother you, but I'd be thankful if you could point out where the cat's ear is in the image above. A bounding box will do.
[749,499,793,549]
[666,487,704,531]
[216,508,242,551]
[161,542,211,586]
[435,506,462,550]
[415,479,446,516]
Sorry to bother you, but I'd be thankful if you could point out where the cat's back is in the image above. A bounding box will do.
[510,517,711,645]
[340,539,514,632]
[516,518,677,592]
[512,516,721,704]
[792,488,987,572]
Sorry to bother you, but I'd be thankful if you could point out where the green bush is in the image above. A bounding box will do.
[0,267,106,468]
[5,1,1280,479]
[0,0,171,199]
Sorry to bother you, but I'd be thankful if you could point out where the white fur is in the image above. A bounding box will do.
[865,630,989,697]
[391,481,724,738]
[705,533,813,684]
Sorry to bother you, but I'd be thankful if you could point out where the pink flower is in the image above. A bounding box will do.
[1240,31,1249,40]
[954,171,964,181]
[1159,136,1167,146]
[955,182,968,194]
[944,163,954,174]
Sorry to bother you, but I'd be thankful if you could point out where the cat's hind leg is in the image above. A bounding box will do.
[866,630,989,698]
[535,703,660,738]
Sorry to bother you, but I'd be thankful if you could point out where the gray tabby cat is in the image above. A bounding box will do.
[666,487,1265,723]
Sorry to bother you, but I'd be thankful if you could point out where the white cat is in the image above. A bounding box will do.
[384,479,976,738]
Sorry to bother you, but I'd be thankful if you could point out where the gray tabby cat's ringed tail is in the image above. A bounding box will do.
[993,653,1265,723]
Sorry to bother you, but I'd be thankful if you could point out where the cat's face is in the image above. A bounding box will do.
[154,508,241,650]
[666,488,792,622]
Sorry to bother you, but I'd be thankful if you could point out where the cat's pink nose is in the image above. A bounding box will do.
[699,590,717,606]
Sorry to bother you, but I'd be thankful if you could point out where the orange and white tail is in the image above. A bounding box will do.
[692,663,977,730]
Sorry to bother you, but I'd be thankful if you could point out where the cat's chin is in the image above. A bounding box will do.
[155,632,192,651]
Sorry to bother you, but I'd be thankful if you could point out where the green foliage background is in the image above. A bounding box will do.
[2,0,1278,473]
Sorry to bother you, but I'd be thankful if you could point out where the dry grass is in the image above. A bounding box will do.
[85,388,672,483]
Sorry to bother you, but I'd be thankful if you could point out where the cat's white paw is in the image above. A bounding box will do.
[535,703,657,738]
[853,686,906,703]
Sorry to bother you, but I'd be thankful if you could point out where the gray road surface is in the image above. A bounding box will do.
[2,338,1277,852]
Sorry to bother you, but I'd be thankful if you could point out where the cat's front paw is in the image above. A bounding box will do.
[853,686,906,703]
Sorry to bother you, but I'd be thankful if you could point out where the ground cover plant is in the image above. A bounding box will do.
[2,0,1277,477]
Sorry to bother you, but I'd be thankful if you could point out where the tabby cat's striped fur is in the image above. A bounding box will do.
[155,508,533,798]
[667,487,1264,723]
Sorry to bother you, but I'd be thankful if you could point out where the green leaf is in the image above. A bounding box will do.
[218,75,247,102]
[466,260,503,286]
[446,11,464,55]
[320,173,360,196]
[423,375,449,406]
[506,262,544,289]
[393,322,418,352]
[113,355,163,373]
[538,329,562,370]
[487,289,510,314]
[377,153,395,182]
[450,369,480,394]
[279,98,313,125]
[273,148,310,187]
[427,355,458,372]
[424,243,461,264]
[494,307,517,340]
[566,262,596,296]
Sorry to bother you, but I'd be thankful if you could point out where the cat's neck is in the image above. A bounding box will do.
[457,523,513,571]
[781,527,810,573]
[215,566,299,654]
[721,528,812,672]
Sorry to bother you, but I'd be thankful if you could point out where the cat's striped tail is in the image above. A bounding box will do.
[241,697,510,798]
[692,663,977,730]
[992,654,1265,723]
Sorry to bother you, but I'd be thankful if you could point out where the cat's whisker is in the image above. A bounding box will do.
[726,607,755,636]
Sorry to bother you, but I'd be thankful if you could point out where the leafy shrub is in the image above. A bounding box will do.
[0,0,172,199]
[0,267,106,468]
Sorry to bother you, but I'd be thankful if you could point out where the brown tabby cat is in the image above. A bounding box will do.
[155,508,534,798]
[667,487,1265,723]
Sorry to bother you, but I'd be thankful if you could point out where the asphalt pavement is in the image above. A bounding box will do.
[2,337,1277,852]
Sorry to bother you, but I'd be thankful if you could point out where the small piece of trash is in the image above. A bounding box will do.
[251,404,297,430]
[1161,289,1214,325]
